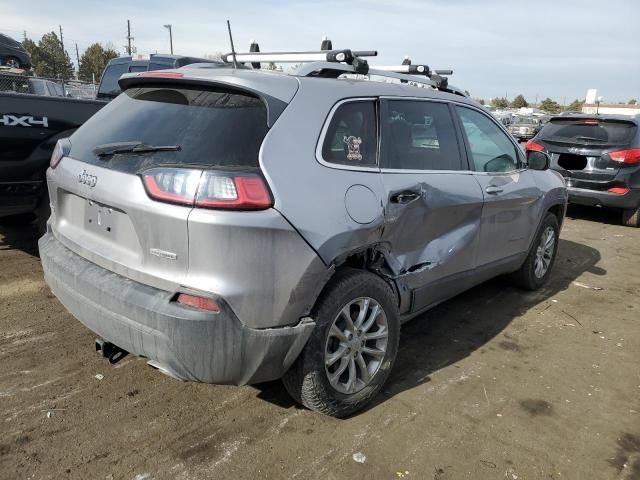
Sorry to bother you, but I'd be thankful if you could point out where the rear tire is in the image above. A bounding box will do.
[622,206,640,228]
[4,56,21,69]
[510,213,560,290]
[283,268,399,418]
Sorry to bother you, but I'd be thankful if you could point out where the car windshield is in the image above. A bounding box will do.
[97,63,128,99]
[513,117,537,125]
[539,118,637,145]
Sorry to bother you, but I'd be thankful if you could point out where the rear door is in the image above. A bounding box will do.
[49,84,270,290]
[379,98,484,313]
[455,105,542,265]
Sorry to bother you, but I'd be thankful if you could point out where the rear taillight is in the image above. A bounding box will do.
[525,140,544,152]
[140,168,273,210]
[141,168,202,206]
[608,148,640,165]
[196,173,272,209]
[176,293,220,312]
[50,138,71,169]
[608,187,630,195]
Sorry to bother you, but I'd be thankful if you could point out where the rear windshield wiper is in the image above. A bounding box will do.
[574,136,607,143]
[94,141,181,157]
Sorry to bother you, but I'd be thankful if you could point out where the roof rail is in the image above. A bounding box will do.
[222,38,466,96]
[293,62,468,97]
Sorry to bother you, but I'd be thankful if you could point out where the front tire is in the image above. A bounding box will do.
[283,269,399,417]
[622,205,640,228]
[510,213,560,290]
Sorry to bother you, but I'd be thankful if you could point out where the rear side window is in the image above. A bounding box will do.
[70,86,268,173]
[97,64,128,99]
[456,106,521,173]
[539,118,636,145]
[381,100,462,170]
[321,101,377,167]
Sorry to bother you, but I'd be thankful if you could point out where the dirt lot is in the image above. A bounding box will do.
[1,206,638,480]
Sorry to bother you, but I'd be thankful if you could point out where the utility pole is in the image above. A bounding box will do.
[58,25,65,79]
[23,30,27,41]
[164,24,173,54]
[75,43,80,79]
[125,20,134,55]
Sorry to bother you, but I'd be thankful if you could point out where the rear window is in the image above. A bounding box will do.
[539,119,637,145]
[69,85,268,173]
[97,64,128,99]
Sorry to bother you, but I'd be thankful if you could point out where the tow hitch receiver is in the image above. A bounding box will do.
[95,338,129,364]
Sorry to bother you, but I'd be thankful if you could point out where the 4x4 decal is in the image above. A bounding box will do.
[0,114,49,128]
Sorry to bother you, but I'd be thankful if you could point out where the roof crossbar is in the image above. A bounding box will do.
[221,49,377,65]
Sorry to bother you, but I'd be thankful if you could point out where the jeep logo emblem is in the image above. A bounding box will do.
[78,170,98,188]
[0,114,48,128]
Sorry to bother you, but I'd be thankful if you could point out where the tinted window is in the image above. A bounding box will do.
[148,62,172,71]
[97,63,128,99]
[128,65,148,73]
[456,106,521,173]
[381,100,462,170]
[29,79,47,96]
[539,118,636,145]
[70,86,268,173]
[321,101,377,167]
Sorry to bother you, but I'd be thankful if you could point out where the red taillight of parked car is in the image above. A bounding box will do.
[176,293,220,313]
[50,138,71,169]
[608,148,640,165]
[141,168,273,210]
[525,140,544,152]
[607,187,630,195]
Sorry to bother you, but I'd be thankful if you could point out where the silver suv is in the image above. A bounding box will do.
[39,54,567,417]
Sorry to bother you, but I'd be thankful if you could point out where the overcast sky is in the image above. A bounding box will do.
[2,0,639,103]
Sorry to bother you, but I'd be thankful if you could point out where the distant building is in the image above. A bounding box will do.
[581,103,640,116]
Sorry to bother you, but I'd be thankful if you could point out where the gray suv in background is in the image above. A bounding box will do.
[39,58,567,417]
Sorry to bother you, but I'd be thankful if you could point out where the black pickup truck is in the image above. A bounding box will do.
[0,54,215,225]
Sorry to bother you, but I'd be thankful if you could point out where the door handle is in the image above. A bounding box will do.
[485,186,504,194]
[390,191,421,204]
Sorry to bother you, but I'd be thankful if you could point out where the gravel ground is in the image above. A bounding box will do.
[0,206,638,480]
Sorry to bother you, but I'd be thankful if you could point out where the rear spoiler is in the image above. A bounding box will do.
[118,72,290,128]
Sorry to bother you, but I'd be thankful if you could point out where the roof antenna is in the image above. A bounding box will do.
[226,19,238,69]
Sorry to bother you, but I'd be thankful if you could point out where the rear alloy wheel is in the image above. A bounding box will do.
[325,297,389,394]
[283,269,399,417]
[622,206,640,228]
[510,213,560,290]
[4,57,21,69]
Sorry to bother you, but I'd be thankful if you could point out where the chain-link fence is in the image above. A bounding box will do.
[0,71,97,100]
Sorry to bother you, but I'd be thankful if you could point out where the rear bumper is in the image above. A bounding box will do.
[567,186,640,209]
[39,232,315,385]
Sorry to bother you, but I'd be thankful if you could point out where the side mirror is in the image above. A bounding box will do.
[527,150,550,171]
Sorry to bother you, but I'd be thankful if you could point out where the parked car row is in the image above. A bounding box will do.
[38,50,567,417]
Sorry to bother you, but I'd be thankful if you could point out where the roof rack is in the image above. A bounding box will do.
[221,38,467,97]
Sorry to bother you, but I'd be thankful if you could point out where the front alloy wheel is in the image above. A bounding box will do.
[534,226,555,278]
